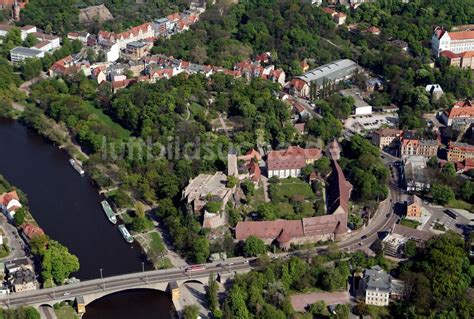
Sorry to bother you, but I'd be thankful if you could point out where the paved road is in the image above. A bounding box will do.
[2,153,402,308]
[0,261,252,308]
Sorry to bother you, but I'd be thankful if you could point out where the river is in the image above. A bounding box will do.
[0,119,174,318]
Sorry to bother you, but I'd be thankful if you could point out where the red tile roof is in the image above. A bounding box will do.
[276,228,291,243]
[267,146,321,171]
[446,100,474,119]
[290,78,307,91]
[448,30,474,41]
[22,223,45,239]
[322,7,336,15]
[294,123,305,134]
[238,149,262,162]
[249,162,261,182]
[236,219,304,241]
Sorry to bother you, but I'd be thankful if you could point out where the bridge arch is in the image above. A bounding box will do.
[181,279,205,286]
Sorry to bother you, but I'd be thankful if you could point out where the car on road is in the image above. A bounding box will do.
[360,235,367,240]
[63,292,71,296]
[216,263,224,268]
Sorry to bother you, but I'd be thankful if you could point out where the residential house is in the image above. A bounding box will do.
[67,31,90,45]
[9,46,44,63]
[432,26,474,57]
[294,123,306,135]
[5,257,33,275]
[0,24,35,41]
[425,84,444,101]
[98,22,154,49]
[400,137,438,158]
[440,99,474,126]
[49,56,91,77]
[360,266,400,306]
[365,26,381,36]
[235,149,262,184]
[391,39,408,51]
[406,195,422,218]
[125,41,149,60]
[236,160,352,247]
[322,7,346,25]
[9,268,36,292]
[91,67,107,84]
[372,129,402,149]
[447,142,474,162]
[0,191,21,220]
[267,146,322,178]
[288,79,310,98]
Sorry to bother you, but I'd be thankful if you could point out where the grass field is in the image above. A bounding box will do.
[400,218,421,229]
[448,199,473,212]
[271,178,315,200]
[55,305,79,319]
[149,232,166,255]
[83,102,131,139]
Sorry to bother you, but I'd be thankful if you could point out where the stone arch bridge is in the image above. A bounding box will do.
[0,262,252,314]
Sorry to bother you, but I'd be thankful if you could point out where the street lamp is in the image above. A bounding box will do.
[99,268,105,291]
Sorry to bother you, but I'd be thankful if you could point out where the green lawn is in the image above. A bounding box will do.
[271,178,315,200]
[83,102,131,139]
[149,232,166,255]
[54,306,79,319]
[367,305,391,319]
[448,199,473,213]
[400,218,421,229]
[250,185,266,204]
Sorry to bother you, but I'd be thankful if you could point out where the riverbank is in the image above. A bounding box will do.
[13,103,184,269]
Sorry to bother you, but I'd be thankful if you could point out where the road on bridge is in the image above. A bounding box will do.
[0,261,252,308]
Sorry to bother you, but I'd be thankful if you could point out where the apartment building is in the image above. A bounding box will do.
[447,142,474,162]
[372,129,402,149]
[432,26,474,57]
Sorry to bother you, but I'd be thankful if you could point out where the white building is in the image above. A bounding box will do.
[432,27,474,57]
[9,47,44,63]
[266,146,321,178]
[362,266,391,306]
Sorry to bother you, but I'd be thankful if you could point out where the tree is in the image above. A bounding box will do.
[441,162,456,177]
[71,39,82,53]
[23,33,40,47]
[241,179,255,196]
[40,240,79,285]
[332,304,349,319]
[404,240,417,258]
[460,181,474,202]
[243,236,266,257]
[5,27,22,47]
[21,58,43,80]
[224,286,250,319]
[431,183,455,204]
[427,156,438,168]
[205,200,222,214]
[309,300,327,316]
[207,272,219,314]
[183,304,200,319]
[257,203,277,220]
[13,207,26,226]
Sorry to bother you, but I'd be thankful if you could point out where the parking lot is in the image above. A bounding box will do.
[422,205,472,235]
[344,113,399,135]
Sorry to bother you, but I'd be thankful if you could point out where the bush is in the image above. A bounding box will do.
[14,208,26,226]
